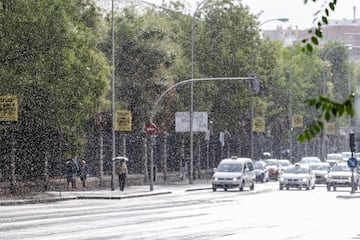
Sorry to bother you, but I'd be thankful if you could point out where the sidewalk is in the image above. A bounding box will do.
[0,179,213,206]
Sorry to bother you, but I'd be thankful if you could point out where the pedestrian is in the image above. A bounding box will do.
[115,159,128,191]
[65,158,79,191]
[79,160,89,189]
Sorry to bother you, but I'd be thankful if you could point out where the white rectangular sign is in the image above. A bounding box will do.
[175,112,208,132]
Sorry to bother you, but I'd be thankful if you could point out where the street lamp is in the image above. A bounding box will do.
[259,18,289,27]
[190,0,208,184]
[110,0,116,191]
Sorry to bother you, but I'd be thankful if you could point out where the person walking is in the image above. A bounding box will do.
[79,160,89,189]
[115,159,128,191]
[65,158,79,191]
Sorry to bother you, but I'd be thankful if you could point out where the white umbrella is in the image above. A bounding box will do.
[112,156,129,162]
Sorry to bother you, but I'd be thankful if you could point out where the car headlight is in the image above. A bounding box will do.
[233,177,241,181]
[348,177,352,181]
[302,178,308,182]
[213,177,218,181]
[280,177,284,181]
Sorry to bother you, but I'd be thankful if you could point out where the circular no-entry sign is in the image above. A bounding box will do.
[144,122,157,135]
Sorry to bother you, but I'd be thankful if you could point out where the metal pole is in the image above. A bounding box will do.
[111,0,116,191]
[289,45,293,162]
[190,0,207,184]
[149,135,154,191]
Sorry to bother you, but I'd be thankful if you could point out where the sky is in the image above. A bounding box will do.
[144,0,360,30]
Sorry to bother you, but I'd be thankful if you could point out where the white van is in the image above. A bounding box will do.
[212,156,255,191]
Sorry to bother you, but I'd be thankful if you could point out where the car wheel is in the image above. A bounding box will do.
[239,181,244,191]
[250,182,255,191]
[212,187,217,192]
[327,184,331,191]
[286,187,289,190]
[333,186,336,191]
[279,185,283,190]
[224,188,228,191]
[312,184,315,190]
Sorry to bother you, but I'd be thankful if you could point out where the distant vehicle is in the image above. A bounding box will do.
[299,156,321,165]
[278,159,292,172]
[264,159,280,181]
[325,153,342,166]
[253,161,269,183]
[279,163,316,190]
[326,162,359,191]
[212,157,255,192]
[308,162,331,184]
[341,152,352,162]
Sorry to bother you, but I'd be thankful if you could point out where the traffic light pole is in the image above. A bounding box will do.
[149,76,258,186]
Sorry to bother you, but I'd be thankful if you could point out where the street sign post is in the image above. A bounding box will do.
[347,157,358,169]
[347,157,358,194]
[144,122,157,135]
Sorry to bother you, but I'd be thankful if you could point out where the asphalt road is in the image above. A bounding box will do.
[1,182,360,240]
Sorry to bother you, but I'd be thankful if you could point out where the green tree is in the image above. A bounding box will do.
[0,0,110,162]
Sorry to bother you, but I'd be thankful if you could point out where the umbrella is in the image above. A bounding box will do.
[112,156,129,162]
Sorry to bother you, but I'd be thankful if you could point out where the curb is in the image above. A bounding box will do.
[76,191,172,200]
[0,196,77,206]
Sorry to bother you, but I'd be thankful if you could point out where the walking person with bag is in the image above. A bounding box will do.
[79,160,89,189]
[115,158,128,192]
[65,158,79,191]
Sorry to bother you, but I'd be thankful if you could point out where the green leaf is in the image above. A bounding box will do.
[324,111,330,121]
[311,36,319,45]
[325,9,329,16]
[322,16,328,24]
[329,3,335,10]
[308,99,317,106]
[314,124,321,132]
[315,29,322,38]
[306,43,313,52]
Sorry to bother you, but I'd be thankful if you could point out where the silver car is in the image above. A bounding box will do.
[309,162,331,184]
[326,162,359,191]
[279,164,315,190]
[212,157,255,192]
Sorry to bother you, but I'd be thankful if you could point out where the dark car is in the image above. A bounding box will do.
[265,159,280,181]
[253,161,269,183]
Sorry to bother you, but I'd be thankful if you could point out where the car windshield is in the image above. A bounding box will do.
[254,162,264,169]
[300,158,320,164]
[217,163,243,172]
[265,160,278,166]
[279,161,290,166]
[284,166,308,174]
[309,164,329,171]
[332,165,350,172]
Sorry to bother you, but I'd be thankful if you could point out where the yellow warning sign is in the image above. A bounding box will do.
[0,96,18,122]
[324,122,336,135]
[115,110,132,131]
[252,117,265,132]
[292,115,303,128]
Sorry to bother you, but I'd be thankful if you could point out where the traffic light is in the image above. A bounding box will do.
[248,73,260,94]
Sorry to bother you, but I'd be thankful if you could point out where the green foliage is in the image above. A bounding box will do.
[302,0,337,52]
[0,0,110,157]
[298,93,355,142]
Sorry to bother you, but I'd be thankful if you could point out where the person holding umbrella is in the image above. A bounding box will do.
[115,157,128,191]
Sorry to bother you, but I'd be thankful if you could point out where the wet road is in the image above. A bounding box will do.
[1,182,360,240]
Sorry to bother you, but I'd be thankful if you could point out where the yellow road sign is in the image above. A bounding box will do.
[115,110,132,131]
[292,115,303,128]
[0,96,18,122]
[252,117,265,132]
[324,122,336,135]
